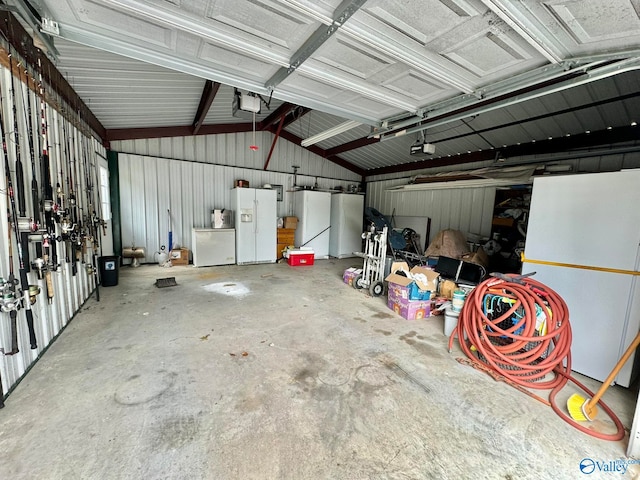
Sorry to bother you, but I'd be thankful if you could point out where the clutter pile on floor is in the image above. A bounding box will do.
[343,227,630,441]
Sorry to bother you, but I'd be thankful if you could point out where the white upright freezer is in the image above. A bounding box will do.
[231,187,277,264]
[523,169,640,386]
[329,193,364,258]
[293,190,331,259]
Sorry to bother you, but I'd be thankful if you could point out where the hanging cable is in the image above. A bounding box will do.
[249,110,258,151]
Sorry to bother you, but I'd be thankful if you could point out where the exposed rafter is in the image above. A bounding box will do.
[106,123,253,141]
[192,80,220,135]
[260,102,294,130]
[366,125,640,177]
[103,106,364,178]
[325,136,379,156]
[428,91,640,146]
[263,112,287,171]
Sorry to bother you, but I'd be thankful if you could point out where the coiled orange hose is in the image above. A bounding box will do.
[448,275,625,441]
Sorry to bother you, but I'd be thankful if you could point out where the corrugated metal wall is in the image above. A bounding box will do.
[117,151,361,263]
[366,180,497,243]
[111,132,362,183]
[366,150,640,244]
[0,63,106,401]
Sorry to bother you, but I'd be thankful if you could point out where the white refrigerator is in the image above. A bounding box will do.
[329,193,364,258]
[523,170,640,386]
[231,187,277,264]
[293,190,331,259]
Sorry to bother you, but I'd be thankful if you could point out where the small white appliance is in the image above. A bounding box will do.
[211,209,233,229]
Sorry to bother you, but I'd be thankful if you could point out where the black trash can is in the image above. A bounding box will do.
[99,256,120,287]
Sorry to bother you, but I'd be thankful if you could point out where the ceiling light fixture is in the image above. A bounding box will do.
[300,120,361,147]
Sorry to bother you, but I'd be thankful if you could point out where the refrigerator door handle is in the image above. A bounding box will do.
[254,199,258,234]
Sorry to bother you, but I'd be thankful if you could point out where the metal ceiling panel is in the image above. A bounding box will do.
[54,38,203,128]
[8,0,640,176]
[513,0,640,57]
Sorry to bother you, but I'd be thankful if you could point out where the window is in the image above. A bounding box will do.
[99,165,111,221]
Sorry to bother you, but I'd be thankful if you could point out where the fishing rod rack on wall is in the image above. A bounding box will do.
[0,33,107,407]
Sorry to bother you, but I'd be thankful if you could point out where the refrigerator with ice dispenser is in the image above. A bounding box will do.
[231,187,277,264]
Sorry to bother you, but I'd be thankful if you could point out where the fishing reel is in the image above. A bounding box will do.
[60,217,76,234]
[28,285,41,305]
[15,217,38,233]
[0,277,19,313]
[43,199,54,213]
[0,278,39,311]
[31,257,47,279]
[28,232,59,278]
[91,212,107,237]
[52,204,70,222]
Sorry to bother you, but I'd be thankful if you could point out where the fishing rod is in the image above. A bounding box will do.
[0,60,39,350]
[59,113,76,274]
[80,130,94,247]
[37,56,56,302]
[67,116,82,273]
[0,208,20,355]
[20,54,52,305]
[7,41,26,217]
[83,133,101,302]
[19,55,40,231]
[53,90,65,222]
[92,157,104,298]
[0,43,20,356]
[19,56,48,288]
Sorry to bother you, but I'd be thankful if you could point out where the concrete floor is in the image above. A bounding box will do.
[0,258,638,479]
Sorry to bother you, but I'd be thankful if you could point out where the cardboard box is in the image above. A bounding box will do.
[492,216,515,227]
[387,297,431,320]
[287,250,314,266]
[439,279,458,299]
[343,267,363,286]
[385,261,438,320]
[170,248,189,265]
[385,261,439,295]
[283,216,298,229]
